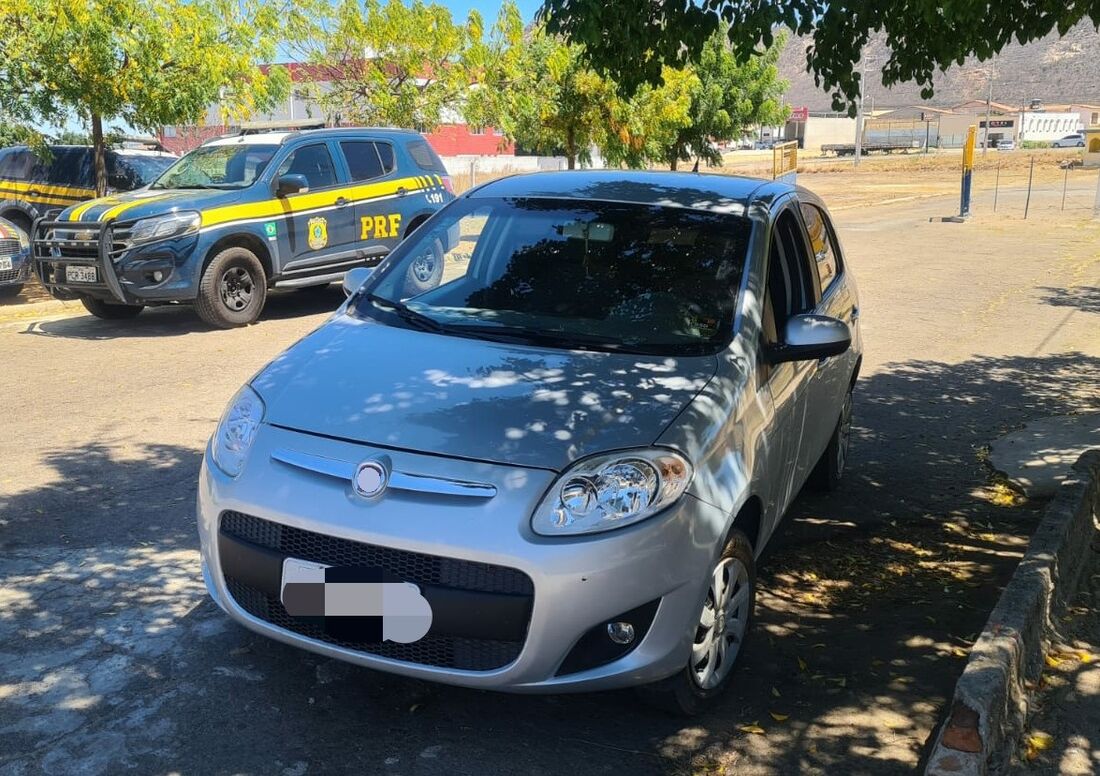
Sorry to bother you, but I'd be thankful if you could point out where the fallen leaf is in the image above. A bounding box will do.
[1079,651,1094,664]
[1045,654,1063,668]
[738,723,766,735]
[769,712,789,722]
[797,657,807,671]
[1025,732,1054,761]
[771,687,781,698]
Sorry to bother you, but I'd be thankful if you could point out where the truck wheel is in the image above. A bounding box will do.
[636,530,756,716]
[403,237,444,296]
[81,296,144,319]
[196,247,267,328]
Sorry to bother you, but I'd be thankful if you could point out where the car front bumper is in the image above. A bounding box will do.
[197,423,729,692]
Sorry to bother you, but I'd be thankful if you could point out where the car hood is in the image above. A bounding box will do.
[252,314,718,471]
[58,187,245,223]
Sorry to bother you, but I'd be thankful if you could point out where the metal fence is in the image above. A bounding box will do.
[977,161,1100,219]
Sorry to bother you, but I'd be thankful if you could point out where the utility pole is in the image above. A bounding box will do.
[854,60,866,167]
[982,66,994,156]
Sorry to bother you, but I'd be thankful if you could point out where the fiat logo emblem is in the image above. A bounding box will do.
[354,460,388,498]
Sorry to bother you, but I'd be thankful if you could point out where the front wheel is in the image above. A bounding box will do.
[80,296,144,320]
[809,387,853,491]
[196,247,267,328]
[636,531,756,716]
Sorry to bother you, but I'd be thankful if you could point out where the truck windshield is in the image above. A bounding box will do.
[354,197,751,356]
[150,144,278,190]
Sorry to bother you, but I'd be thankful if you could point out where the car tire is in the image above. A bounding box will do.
[636,530,756,716]
[196,247,267,328]
[80,296,144,319]
[0,284,22,299]
[808,387,853,491]
[402,237,444,295]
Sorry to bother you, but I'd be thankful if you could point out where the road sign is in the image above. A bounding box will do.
[790,107,809,122]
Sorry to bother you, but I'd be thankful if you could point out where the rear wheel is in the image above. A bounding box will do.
[636,531,756,716]
[80,296,144,320]
[809,387,853,491]
[196,247,267,328]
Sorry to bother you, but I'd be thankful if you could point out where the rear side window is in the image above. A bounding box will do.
[799,203,841,294]
[405,139,446,172]
[0,149,32,180]
[340,141,385,182]
[49,148,93,188]
[376,142,395,174]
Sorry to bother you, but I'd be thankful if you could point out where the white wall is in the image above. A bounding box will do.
[1019,112,1083,142]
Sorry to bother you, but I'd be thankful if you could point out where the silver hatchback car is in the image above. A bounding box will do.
[197,171,862,714]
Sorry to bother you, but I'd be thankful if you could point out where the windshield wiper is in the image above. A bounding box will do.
[439,322,626,351]
[364,294,444,333]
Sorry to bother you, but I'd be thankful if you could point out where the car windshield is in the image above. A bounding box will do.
[354,197,751,355]
[150,144,278,190]
[111,153,175,188]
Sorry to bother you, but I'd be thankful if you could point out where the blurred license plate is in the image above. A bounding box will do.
[66,265,97,283]
[0,257,11,271]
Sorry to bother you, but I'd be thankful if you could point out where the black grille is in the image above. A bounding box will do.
[0,268,23,283]
[219,512,533,671]
[220,511,533,595]
[225,578,523,670]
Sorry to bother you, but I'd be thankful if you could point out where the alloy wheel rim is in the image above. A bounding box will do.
[412,254,436,282]
[837,391,853,475]
[220,267,254,311]
[691,557,751,690]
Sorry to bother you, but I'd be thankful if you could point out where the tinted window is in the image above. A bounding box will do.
[799,203,841,294]
[358,197,751,355]
[277,143,338,189]
[48,148,92,188]
[340,141,384,182]
[376,142,395,173]
[764,209,814,344]
[0,149,33,180]
[405,139,446,172]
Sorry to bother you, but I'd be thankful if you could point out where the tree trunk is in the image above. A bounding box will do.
[91,114,107,197]
[670,157,678,171]
[566,127,576,170]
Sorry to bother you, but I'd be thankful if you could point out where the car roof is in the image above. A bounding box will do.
[466,170,796,214]
[203,127,423,147]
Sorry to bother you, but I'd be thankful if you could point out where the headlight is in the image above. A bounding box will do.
[127,211,200,245]
[532,449,693,536]
[16,228,30,249]
[211,385,265,477]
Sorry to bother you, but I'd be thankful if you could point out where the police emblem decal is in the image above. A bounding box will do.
[307,216,328,250]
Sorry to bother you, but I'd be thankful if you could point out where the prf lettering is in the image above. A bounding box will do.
[361,213,402,239]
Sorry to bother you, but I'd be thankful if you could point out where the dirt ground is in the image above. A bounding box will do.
[1,172,1099,775]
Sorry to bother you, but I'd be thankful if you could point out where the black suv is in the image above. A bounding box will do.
[0,144,176,235]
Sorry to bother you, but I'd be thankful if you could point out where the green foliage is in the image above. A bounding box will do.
[539,0,1100,113]
[54,129,93,145]
[0,120,35,148]
[290,0,523,136]
[661,30,789,169]
[0,0,289,193]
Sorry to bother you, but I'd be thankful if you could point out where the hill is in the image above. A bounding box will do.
[779,21,1100,111]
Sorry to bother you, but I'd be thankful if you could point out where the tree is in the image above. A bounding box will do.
[0,0,289,195]
[662,30,789,170]
[509,33,617,169]
[539,0,1100,111]
[290,0,523,134]
[599,67,697,169]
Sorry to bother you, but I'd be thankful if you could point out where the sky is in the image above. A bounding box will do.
[445,0,541,21]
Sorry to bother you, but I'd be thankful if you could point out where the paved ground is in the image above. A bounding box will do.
[2,181,1099,775]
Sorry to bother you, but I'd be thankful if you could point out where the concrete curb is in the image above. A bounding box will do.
[925,450,1100,775]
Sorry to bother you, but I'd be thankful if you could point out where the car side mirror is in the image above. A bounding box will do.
[276,174,309,197]
[767,314,851,364]
[343,266,373,297]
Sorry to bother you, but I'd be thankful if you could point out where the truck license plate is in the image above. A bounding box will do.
[0,257,12,271]
[65,265,97,283]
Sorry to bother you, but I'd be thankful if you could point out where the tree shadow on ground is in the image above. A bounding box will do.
[1036,286,1100,315]
[2,352,1099,775]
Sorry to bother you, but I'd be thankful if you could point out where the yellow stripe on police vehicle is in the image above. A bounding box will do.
[39,128,454,330]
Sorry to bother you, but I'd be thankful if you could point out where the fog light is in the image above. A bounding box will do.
[606,621,635,645]
[152,270,164,282]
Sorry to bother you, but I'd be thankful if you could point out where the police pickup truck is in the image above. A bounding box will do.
[34,128,454,327]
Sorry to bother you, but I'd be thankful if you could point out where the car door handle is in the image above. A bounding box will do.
[335,196,349,207]
[396,186,408,197]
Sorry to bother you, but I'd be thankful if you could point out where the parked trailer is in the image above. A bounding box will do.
[821,141,921,156]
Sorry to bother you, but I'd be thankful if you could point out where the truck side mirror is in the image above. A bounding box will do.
[276,174,309,197]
